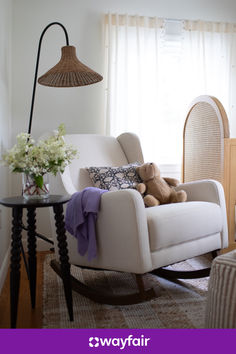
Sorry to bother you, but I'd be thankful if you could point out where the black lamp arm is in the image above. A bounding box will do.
[28,22,70,135]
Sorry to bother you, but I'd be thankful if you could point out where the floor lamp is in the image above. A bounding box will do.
[20,22,103,273]
[28,21,103,134]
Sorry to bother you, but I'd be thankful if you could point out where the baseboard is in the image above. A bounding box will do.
[22,237,53,252]
[0,246,10,294]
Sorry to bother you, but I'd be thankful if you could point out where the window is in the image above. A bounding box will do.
[104,14,236,177]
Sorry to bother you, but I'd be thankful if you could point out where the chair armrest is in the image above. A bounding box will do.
[65,189,153,273]
[176,179,225,205]
[95,189,152,273]
[176,179,228,248]
[52,188,152,274]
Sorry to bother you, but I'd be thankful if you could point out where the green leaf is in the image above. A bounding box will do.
[34,175,44,189]
[13,167,23,173]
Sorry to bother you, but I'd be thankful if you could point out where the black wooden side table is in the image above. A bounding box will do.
[0,195,73,328]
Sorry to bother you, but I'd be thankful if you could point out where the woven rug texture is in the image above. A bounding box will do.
[43,254,210,328]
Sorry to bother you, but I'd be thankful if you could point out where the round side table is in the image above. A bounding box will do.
[0,195,73,328]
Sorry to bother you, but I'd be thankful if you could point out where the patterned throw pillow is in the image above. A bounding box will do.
[87,163,142,191]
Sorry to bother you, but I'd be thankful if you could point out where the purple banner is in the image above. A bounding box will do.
[0,329,235,354]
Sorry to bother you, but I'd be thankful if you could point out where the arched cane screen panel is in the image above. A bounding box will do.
[183,99,227,184]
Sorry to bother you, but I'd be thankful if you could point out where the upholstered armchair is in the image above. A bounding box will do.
[49,132,228,310]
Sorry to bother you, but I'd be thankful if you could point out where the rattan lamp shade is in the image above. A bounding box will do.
[38,46,103,87]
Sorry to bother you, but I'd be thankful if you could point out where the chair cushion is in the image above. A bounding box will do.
[146,201,223,252]
[86,163,141,191]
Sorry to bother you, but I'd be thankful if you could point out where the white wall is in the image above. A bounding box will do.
[0,0,12,292]
[12,0,236,141]
[11,0,236,245]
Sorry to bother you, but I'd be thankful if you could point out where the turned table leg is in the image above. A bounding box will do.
[53,204,73,321]
[10,207,23,328]
[27,207,37,309]
[0,194,71,328]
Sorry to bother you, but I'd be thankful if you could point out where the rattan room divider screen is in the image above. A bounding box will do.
[183,95,236,251]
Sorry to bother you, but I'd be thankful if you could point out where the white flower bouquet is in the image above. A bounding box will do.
[2,124,77,198]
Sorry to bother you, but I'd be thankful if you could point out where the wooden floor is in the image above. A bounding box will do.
[0,252,47,328]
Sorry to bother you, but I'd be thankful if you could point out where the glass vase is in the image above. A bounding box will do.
[22,173,49,200]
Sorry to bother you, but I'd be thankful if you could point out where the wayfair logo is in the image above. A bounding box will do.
[89,335,150,350]
[89,337,99,348]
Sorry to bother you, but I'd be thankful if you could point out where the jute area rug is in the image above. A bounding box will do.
[43,254,210,328]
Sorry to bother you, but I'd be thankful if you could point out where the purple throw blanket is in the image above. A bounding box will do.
[65,187,108,260]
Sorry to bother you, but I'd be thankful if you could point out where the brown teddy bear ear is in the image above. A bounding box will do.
[136,166,140,172]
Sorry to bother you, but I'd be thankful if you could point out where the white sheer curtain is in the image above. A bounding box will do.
[183,20,236,134]
[104,14,236,176]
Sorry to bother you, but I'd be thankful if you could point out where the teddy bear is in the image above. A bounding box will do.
[136,162,187,207]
